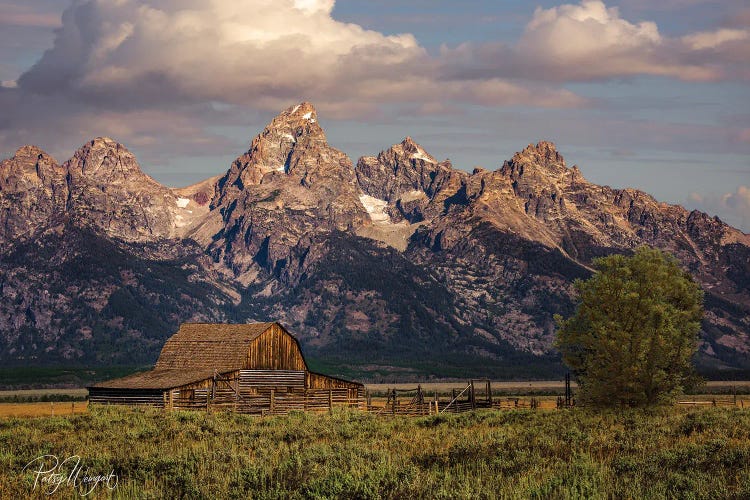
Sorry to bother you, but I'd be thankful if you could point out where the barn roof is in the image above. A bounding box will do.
[90,322,280,390]
[90,368,218,390]
[154,322,275,371]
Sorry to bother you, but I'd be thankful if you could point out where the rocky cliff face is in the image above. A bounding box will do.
[0,146,67,242]
[395,140,750,364]
[0,103,748,377]
[355,137,457,223]
[64,137,183,242]
[210,102,367,285]
[0,137,203,245]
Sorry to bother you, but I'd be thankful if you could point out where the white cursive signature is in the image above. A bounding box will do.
[22,454,118,496]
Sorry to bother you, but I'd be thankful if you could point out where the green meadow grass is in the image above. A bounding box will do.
[1,406,749,499]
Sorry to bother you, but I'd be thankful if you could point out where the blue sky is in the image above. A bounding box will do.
[0,0,748,230]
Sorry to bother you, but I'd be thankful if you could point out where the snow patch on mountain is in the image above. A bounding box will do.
[411,148,435,163]
[359,194,392,224]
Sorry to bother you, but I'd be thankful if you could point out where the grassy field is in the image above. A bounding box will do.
[1,405,749,498]
[0,401,88,418]
[0,388,89,399]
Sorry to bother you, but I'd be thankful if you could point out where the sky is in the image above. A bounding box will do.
[0,0,748,231]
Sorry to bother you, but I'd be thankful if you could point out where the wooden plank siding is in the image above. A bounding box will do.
[88,388,165,407]
[239,370,305,390]
[245,324,307,371]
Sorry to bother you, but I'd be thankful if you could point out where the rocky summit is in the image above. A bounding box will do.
[1,103,748,379]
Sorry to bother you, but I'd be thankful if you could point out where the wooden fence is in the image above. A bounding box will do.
[92,376,748,417]
[366,380,522,416]
[676,397,744,408]
[170,386,360,415]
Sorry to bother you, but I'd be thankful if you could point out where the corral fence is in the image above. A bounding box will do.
[677,395,745,408]
[91,371,363,416]
[89,374,748,417]
[168,373,362,415]
[365,380,547,416]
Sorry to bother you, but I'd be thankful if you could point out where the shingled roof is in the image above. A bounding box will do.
[154,322,275,370]
[91,368,218,390]
[90,322,278,390]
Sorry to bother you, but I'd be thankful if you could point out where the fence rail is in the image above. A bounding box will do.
[170,387,357,415]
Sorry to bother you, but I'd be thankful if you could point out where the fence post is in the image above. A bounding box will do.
[270,389,275,414]
[328,389,333,413]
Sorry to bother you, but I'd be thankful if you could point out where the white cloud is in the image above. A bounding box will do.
[682,28,749,50]
[445,0,749,83]
[17,0,585,113]
[18,0,416,105]
[1,0,590,164]
[517,0,750,81]
[0,0,748,180]
[292,0,334,15]
[518,1,663,76]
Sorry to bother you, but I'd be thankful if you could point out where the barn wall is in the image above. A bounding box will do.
[170,371,240,410]
[88,388,165,407]
[306,372,364,402]
[244,324,307,371]
[306,372,361,390]
[239,370,305,391]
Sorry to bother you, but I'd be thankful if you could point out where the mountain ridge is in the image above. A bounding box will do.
[0,102,748,378]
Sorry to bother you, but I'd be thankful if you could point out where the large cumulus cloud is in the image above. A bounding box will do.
[0,0,748,196]
[0,0,588,165]
[14,0,583,113]
[444,0,750,82]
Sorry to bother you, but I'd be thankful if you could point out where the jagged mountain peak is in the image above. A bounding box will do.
[355,137,457,228]
[0,145,66,243]
[263,101,325,143]
[284,101,318,120]
[518,140,564,163]
[1,145,60,184]
[65,136,151,183]
[215,101,357,209]
[10,144,57,164]
[3,145,58,171]
[381,136,438,165]
[1,101,749,377]
[502,140,567,176]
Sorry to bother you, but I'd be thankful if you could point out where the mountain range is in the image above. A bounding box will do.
[1,102,748,380]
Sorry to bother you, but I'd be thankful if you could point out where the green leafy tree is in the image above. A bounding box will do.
[555,247,704,406]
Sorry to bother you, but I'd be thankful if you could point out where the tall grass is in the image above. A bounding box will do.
[1,407,748,498]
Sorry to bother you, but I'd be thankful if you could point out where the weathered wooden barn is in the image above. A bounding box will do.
[88,322,364,414]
